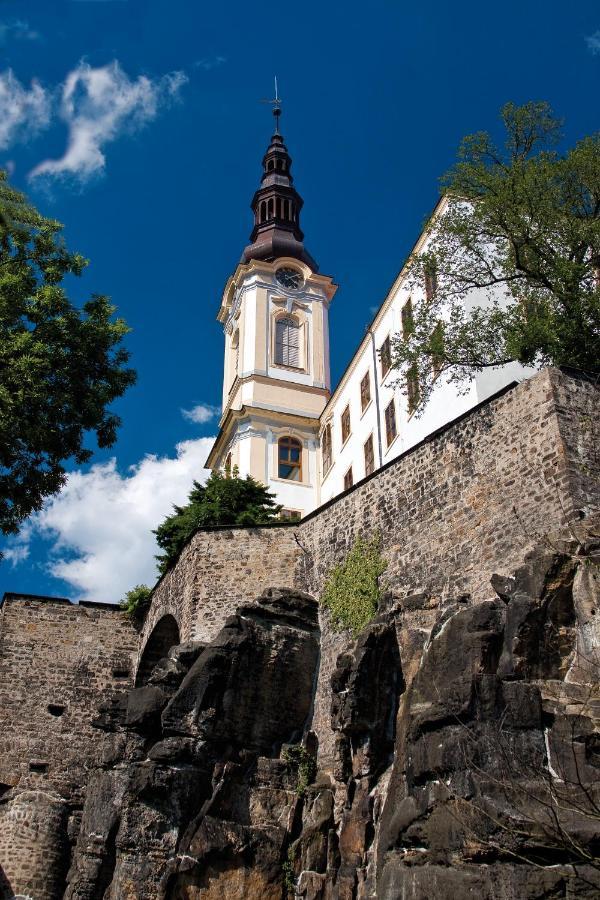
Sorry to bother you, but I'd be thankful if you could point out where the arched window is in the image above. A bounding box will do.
[278,436,302,481]
[260,201,266,223]
[322,424,332,476]
[275,316,301,368]
[268,198,274,219]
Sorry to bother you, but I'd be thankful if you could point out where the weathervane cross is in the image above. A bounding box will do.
[261,77,282,133]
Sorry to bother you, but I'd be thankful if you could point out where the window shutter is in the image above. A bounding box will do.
[275,317,301,367]
[287,320,300,367]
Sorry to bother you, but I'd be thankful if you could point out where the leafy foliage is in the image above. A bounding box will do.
[321,533,387,637]
[282,743,317,797]
[154,468,282,574]
[120,584,152,619]
[391,102,600,410]
[281,845,296,895]
[0,171,135,536]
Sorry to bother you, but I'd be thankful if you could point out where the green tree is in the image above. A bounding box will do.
[392,102,600,409]
[154,468,282,574]
[0,171,135,536]
[120,584,152,620]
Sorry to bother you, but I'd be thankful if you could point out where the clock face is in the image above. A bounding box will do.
[276,267,303,290]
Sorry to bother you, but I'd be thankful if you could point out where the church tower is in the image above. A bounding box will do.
[206,95,337,516]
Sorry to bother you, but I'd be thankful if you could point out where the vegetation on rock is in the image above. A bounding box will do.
[282,743,317,797]
[120,584,152,619]
[0,171,135,538]
[154,468,282,574]
[392,102,600,410]
[321,533,387,636]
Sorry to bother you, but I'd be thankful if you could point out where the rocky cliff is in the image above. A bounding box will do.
[61,520,600,900]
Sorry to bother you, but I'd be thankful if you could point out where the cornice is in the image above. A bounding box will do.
[218,256,338,323]
[205,404,321,468]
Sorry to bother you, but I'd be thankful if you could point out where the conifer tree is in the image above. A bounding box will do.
[154,469,282,574]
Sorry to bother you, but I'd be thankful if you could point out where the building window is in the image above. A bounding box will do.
[379,336,391,378]
[224,452,232,475]
[407,365,421,414]
[431,321,444,379]
[275,316,301,368]
[425,261,438,301]
[385,399,397,447]
[280,508,301,521]
[231,329,240,377]
[322,424,332,476]
[401,298,414,340]
[364,434,375,476]
[278,436,302,481]
[360,372,371,412]
[344,466,353,491]
[341,405,351,445]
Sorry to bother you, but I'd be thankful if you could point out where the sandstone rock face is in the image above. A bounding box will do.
[37,526,600,898]
[3,370,600,898]
[64,588,320,898]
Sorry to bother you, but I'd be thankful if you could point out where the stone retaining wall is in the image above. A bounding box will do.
[297,368,600,765]
[137,525,303,669]
[0,596,139,899]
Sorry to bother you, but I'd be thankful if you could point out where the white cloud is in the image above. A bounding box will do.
[181,403,220,424]
[0,69,51,150]
[6,437,214,604]
[29,60,187,182]
[586,31,600,54]
[0,20,41,44]
[3,526,31,566]
[193,56,227,71]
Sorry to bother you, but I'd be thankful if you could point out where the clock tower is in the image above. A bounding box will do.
[206,97,337,516]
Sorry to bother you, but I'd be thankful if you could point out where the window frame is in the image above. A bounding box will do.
[401,297,414,341]
[407,365,421,415]
[273,313,303,370]
[278,435,303,482]
[360,371,371,413]
[431,321,445,380]
[321,423,333,478]
[280,508,302,521]
[363,434,375,477]
[341,404,351,446]
[384,399,397,448]
[424,261,438,301]
[379,335,392,379]
[343,466,354,491]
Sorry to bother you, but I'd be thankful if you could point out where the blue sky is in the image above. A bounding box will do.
[1,0,599,602]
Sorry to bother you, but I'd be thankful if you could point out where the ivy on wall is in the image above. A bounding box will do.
[321,533,387,637]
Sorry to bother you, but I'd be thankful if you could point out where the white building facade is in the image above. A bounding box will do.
[207,114,529,516]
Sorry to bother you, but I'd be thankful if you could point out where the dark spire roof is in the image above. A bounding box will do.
[241,90,318,271]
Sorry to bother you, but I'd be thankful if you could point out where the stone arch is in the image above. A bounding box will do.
[135,614,181,686]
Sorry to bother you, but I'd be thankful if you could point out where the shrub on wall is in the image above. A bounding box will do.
[120,584,152,620]
[321,534,387,636]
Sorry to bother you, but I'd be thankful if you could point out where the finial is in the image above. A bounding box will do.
[273,76,281,133]
[261,77,282,134]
